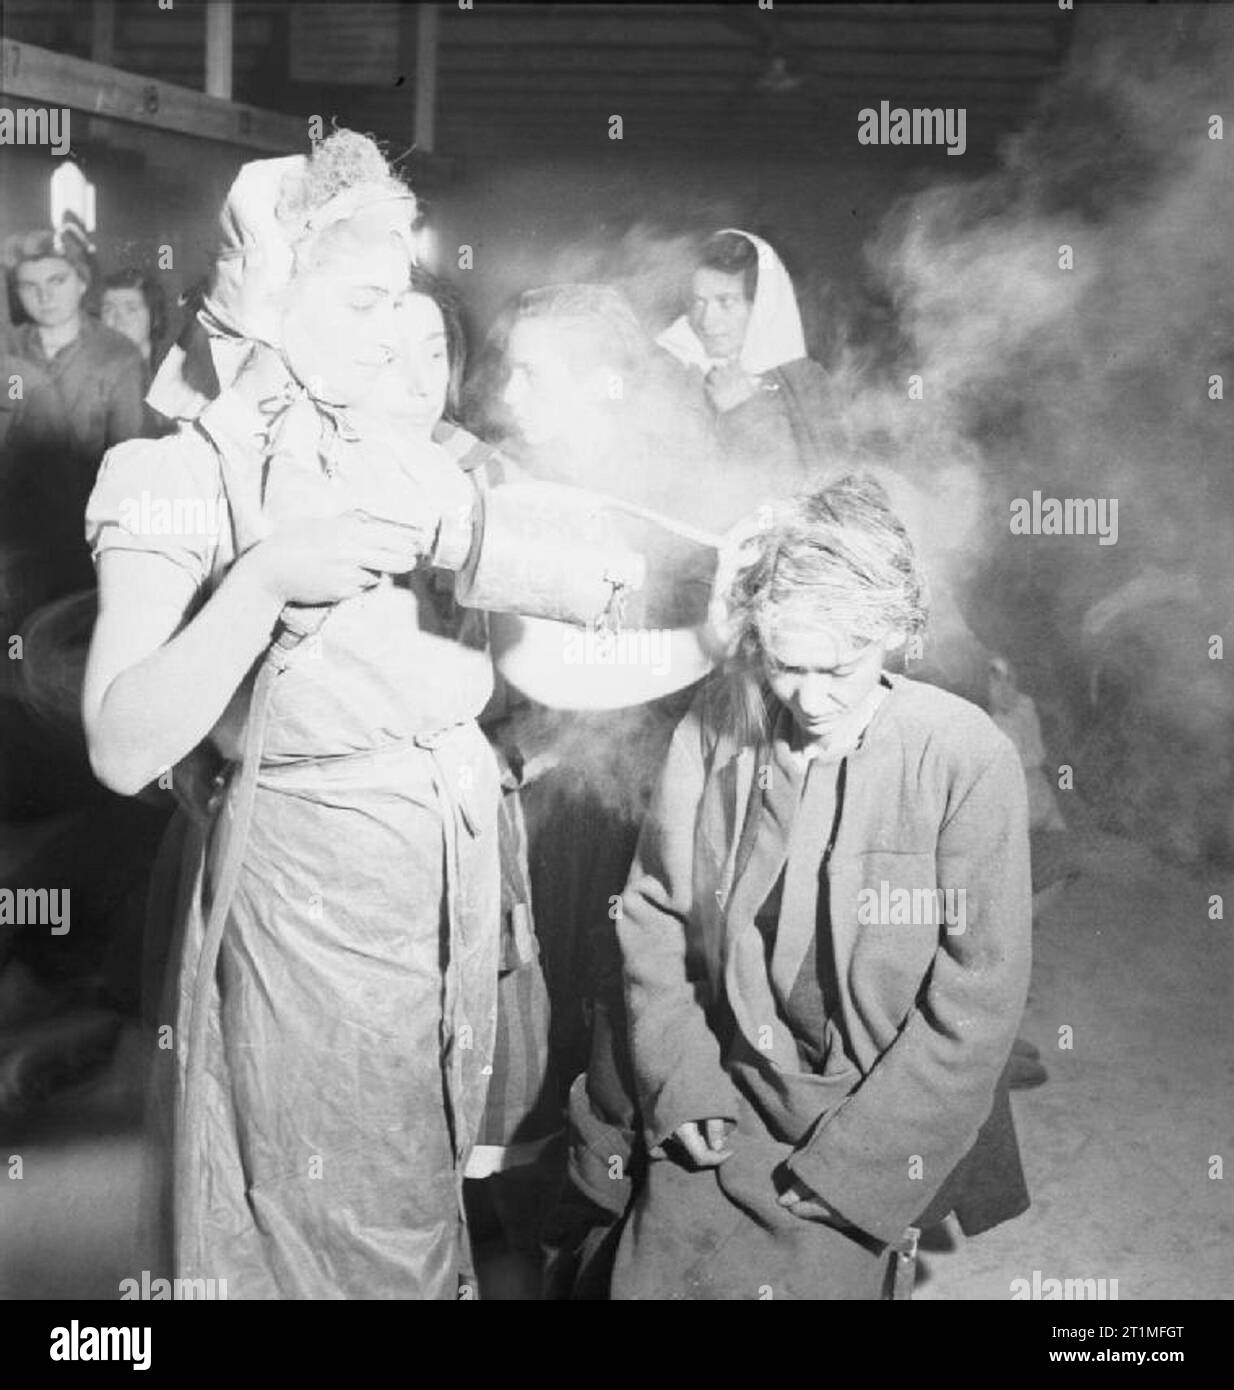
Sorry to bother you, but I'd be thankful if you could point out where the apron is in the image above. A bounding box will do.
[150,401,503,1298]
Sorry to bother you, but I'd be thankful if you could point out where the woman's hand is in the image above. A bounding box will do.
[669,1118,733,1168]
[777,1176,843,1224]
[240,511,429,607]
[705,361,761,413]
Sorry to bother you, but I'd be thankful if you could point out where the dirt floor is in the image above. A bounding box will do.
[917,825,1234,1300]
[1,819,1231,1300]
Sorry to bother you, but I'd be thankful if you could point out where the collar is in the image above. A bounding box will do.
[255,372,360,479]
[655,229,807,376]
[17,316,87,364]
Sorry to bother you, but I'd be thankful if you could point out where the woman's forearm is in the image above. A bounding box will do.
[88,554,284,795]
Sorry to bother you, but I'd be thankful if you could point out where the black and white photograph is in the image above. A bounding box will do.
[0,0,1229,1337]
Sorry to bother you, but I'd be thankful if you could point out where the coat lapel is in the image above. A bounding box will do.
[719,729,803,1059]
[768,755,844,1005]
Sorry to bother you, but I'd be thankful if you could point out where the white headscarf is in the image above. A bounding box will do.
[147,152,417,420]
[656,228,806,377]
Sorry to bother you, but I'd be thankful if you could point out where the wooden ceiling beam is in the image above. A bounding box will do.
[0,37,306,153]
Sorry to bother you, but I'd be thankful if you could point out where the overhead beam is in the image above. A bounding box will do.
[0,39,305,154]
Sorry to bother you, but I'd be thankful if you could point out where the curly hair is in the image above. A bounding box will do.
[716,472,929,745]
[276,128,413,228]
[270,130,414,247]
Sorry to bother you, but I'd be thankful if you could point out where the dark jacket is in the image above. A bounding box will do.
[707,355,836,480]
[618,674,1032,1248]
[12,316,145,467]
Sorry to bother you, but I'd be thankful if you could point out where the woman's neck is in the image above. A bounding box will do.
[37,316,81,357]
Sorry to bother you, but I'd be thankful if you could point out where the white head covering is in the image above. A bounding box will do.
[148,151,417,420]
[656,228,806,377]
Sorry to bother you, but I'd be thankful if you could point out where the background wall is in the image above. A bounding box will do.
[1,125,245,331]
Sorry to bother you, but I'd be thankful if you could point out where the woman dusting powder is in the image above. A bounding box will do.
[82,134,619,1299]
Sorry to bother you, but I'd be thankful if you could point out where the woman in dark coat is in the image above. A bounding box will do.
[657,229,835,486]
[611,474,1032,1299]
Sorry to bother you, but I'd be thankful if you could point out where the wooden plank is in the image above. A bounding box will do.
[116,13,275,46]
[440,10,757,50]
[437,46,1056,75]
[0,39,306,154]
[433,105,1032,124]
[106,45,267,78]
[439,70,1049,98]
[441,8,1060,54]
[205,0,234,102]
[288,3,399,85]
[432,112,1030,144]
[431,118,1030,142]
[90,0,116,68]
[437,89,1043,118]
[112,5,205,52]
[434,136,1009,165]
[414,3,438,154]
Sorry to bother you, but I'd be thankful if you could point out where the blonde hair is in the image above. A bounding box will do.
[715,472,929,746]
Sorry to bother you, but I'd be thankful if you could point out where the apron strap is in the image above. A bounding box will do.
[175,622,302,1242]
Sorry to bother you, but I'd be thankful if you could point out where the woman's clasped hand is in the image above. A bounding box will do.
[241,509,435,607]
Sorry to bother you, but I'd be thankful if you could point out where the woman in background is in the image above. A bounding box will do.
[4,228,145,467]
[377,265,564,1296]
[101,268,170,384]
[3,229,147,606]
[658,229,834,485]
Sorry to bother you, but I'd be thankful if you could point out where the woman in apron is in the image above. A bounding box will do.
[81,134,633,1299]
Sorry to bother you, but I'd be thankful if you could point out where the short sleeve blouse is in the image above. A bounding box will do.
[85,429,231,588]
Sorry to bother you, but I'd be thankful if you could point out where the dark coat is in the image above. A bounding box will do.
[707,356,836,482]
[611,674,1032,1298]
